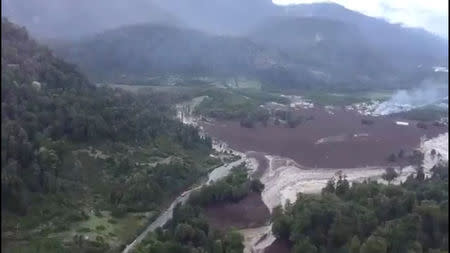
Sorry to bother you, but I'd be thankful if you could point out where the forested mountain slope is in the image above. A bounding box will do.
[1,18,215,252]
[1,0,180,40]
[51,23,285,84]
[283,2,447,65]
[53,20,441,92]
[4,0,446,91]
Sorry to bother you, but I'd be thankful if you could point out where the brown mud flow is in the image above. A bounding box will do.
[265,239,292,253]
[246,151,269,179]
[203,192,270,232]
[201,107,446,168]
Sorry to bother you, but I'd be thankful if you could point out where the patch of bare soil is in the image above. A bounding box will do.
[202,107,446,168]
[203,192,270,231]
[265,238,292,253]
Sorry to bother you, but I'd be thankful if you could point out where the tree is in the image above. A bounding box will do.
[174,223,195,243]
[360,236,388,253]
[431,149,436,156]
[398,149,405,159]
[223,230,244,253]
[361,119,374,125]
[349,236,361,253]
[212,240,223,253]
[416,122,428,129]
[416,167,425,181]
[38,148,60,177]
[409,151,424,166]
[272,214,292,239]
[292,237,318,253]
[382,167,398,184]
[240,117,255,128]
[322,177,335,194]
[430,164,448,180]
[250,179,264,193]
[387,153,397,162]
[329,214,354,247]
[336,172,350,196]
[408,241,423,253]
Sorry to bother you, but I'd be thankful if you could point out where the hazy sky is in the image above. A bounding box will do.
[273,0,448,38]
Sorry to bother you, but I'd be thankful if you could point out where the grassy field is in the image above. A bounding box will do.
[194,87,288,119]
[2,137,222,253]
[50,210,157,249]
[303,90,392,106]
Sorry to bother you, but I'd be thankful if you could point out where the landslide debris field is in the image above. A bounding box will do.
[202,106,446,168]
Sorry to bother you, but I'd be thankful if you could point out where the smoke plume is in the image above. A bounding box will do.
[373,80,448,115]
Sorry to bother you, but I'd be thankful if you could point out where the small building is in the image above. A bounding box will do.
[31,81,42,90]
[395,121,409,126]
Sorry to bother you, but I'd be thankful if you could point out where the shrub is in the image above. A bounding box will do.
[432,121,446,127]
[111,205,127,218]
[66,213,84,222]
[96,225,106,231]
[240,117,255,128]
[94,209,103,217]
[361,119,374,125]
[387,153,397,162]
[76,227,91,233]
[416,122,428,129]
[108,219,118,224]
[250,179,264,193]
[398,149,404,159]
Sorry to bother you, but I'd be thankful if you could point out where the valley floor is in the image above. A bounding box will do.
[201,106,446,168]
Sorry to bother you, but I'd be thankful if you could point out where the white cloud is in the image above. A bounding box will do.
[273,0,448,38]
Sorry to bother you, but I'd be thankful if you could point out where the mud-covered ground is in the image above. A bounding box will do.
[201,107,446,168]
[177,97,448,253]
[265,239,292,253]
[203,192,270,232]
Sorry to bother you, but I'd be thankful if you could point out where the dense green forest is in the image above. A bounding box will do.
[136,203,245,253]
[50,16,446,92]
[51,23,277,85]
[136,164,262,253]
[189,163,264,207]
[1,18,218,252]
[272,164,449,253]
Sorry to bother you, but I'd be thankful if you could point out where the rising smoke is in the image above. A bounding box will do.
[373,80,448,115]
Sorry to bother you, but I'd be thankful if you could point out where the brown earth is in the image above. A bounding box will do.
[203,192,270,231]
[265,238,292,253]
[201,107,446,168]
[246,151,269,179]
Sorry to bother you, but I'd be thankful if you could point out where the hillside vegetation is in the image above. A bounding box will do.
[51,24,280,84]
[136,164,262,253]
[1,18,217,252]
[52,19,444,92]
[272,164,448,253]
